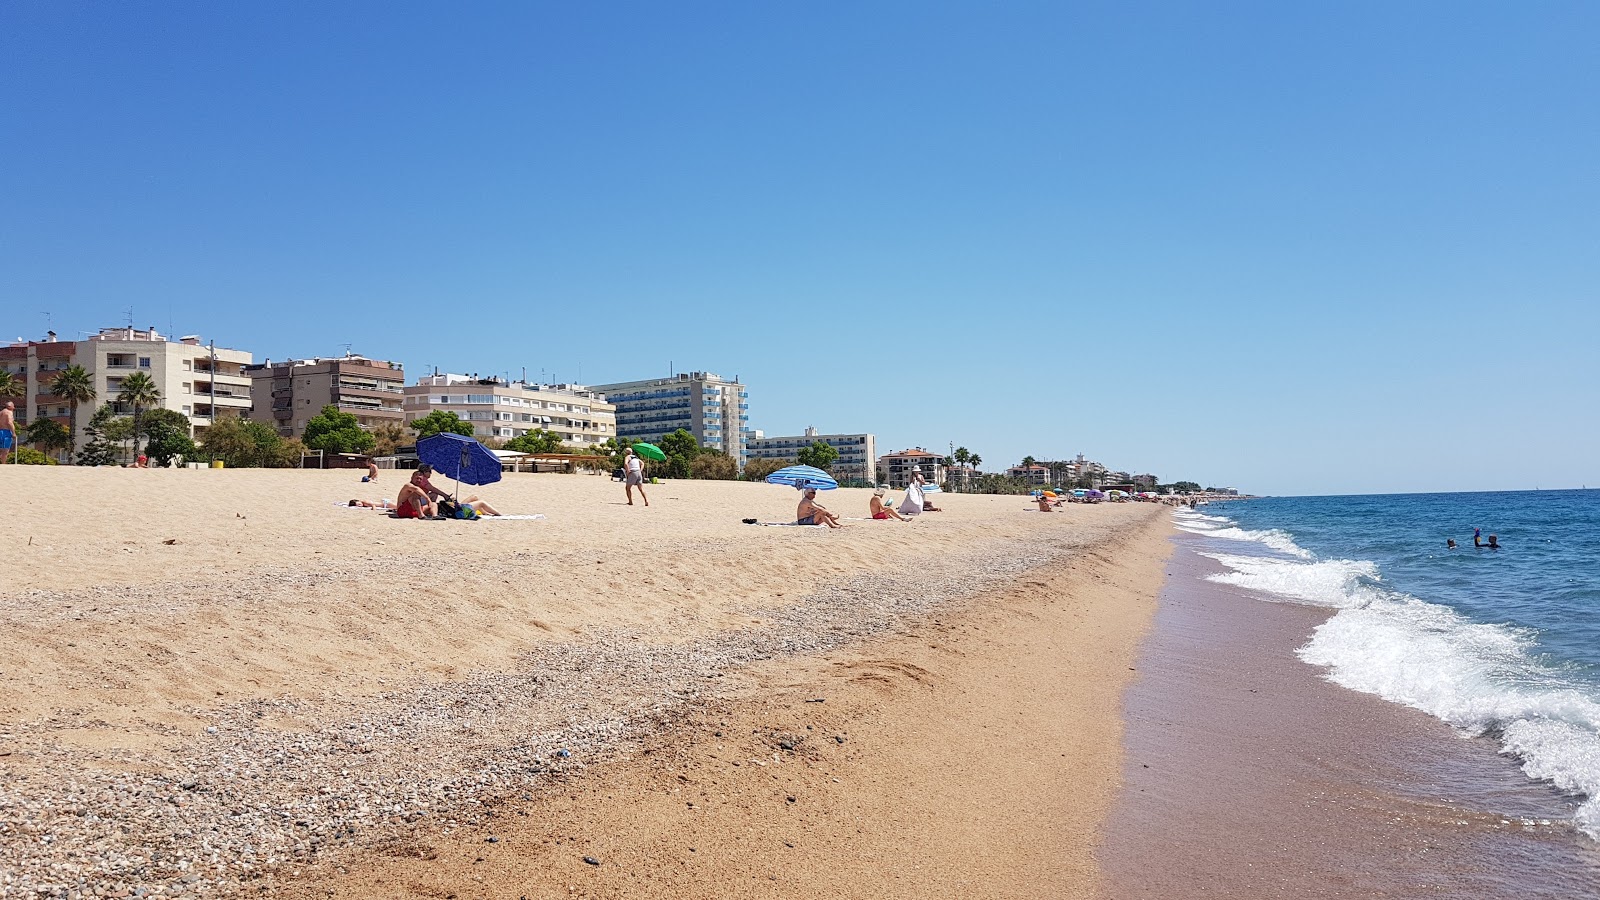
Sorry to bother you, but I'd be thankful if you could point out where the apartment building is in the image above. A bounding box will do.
[747,427,876,482]
[1006,464,1052,486]
[402,374,616,446]
[588,371,750,461]
[1,326,253,455]
[876,448,948,489]
[247,355,405,438]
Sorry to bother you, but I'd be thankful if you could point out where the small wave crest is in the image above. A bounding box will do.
[1177,522,1313,559]
[1200,553,1380,607]
[1300,596,1600,839]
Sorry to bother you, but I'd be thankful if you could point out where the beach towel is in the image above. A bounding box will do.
[483,514,547,520]
[743,520,825,527]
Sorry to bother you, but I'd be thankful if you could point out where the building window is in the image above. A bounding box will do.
[182,405,191,414]
[182,382,191,394]
[182,360,191,370]
[138,357,151,368]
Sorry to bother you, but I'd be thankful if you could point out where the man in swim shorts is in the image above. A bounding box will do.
[0,401,15,464]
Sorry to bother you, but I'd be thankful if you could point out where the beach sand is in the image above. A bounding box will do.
[0,467,1171,897]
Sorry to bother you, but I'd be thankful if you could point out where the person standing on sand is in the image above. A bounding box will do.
[624,448,649,507]
[912,466,942,511]
[0,401,14,464]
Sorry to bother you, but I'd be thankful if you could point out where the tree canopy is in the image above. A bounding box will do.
[796,440,840,472]
[409,409,475,439]
[303,405,377,454]
[503,429,567,455]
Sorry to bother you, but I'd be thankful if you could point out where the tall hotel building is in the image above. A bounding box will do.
[746,427,876,483]
[402,374,616,446]
[588,371,750,462]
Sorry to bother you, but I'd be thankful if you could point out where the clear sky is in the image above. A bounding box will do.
[4,2,1596,495]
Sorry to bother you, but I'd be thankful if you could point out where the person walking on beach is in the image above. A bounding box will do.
[0,401,14,464]
[624,447,649,507]
[911,466,942,511]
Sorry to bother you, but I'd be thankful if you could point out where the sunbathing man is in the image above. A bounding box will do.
[870,487,910,521]
[396,471,439,519]
[460,496,502,516]
[798,488,844,528]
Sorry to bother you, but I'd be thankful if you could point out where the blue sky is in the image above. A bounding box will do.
[4,2,1596,495]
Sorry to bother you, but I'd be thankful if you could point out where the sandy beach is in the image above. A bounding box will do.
[0,467,1171,898]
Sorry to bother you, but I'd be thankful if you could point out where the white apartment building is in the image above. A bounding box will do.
[2,326,253,453]
[746,427,877,483]
[876,448,948,489]
[588,371,750,462]
[402,374,616,446]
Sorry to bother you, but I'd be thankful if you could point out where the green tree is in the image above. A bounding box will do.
[143,419,197,467]
[1021,455,1037,470]
[968,453,982,472]
[116,371,162,462]
[952,447,970,468]
[138,407,191,438]
[1173,481,1202,494]
[689,451,738,480]
[201,416,286,467]
[796,440,840,472]
[741,457,793,481]
[0,370,24,402]
[504,429,567,455]
[49,365,95,462]
[25,417,71,459]
[303,405,377,454]
[77,403,123,466]
[656,428,701,479]
[409,409,475,439]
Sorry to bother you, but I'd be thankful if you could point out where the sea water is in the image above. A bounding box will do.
[1174,490,1600,840]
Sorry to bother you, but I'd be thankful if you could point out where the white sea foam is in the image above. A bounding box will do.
[1301,597,1600,839]
[1194,529,1600,840]
[1172,510,1313,557]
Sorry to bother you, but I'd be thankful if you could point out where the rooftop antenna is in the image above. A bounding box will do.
[125,307,135,328]
[340,342,353,357]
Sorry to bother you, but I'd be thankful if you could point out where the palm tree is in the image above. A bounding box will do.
[1021,455,1037,470]
[49,365,95,462]
[968,453,981,473]
[117,371,162,461]
[0,370,23,401]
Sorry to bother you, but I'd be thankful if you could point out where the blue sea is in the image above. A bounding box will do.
[1173,490,1600,840]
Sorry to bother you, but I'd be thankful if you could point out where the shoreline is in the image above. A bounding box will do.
[1099,538,1600,898]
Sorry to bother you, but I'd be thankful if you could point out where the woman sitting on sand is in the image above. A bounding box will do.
[797,488,843,528]
[1037,494,1055,512]
[870,488,910,521]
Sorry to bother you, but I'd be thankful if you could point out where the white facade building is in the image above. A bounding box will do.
[402,374,616,446]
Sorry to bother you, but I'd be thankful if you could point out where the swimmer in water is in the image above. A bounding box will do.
[1473,528,1484,548]
[1447,538,1457,549]
[1486,534,1500,549]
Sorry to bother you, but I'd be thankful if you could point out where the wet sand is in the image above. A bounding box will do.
[1098,541,1600,898]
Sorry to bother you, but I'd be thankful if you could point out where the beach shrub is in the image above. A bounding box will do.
[370,422,406,456]
[202,417,294,467]
[689,452,738,480]
[304,405,377,454]
[409,409,474,440]
[143,420,197,467]
[13,447,58,465]
[795,440,839,473]
[966,474,1032,495]
[740,457,792,481]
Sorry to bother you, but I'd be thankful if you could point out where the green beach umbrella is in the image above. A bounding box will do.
[633,442,668,462]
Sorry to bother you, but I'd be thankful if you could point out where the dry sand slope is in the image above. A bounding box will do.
[0,468,1169,898]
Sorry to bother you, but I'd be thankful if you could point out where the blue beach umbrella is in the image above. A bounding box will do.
[417,432,503,499]
[764,464,839,491]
